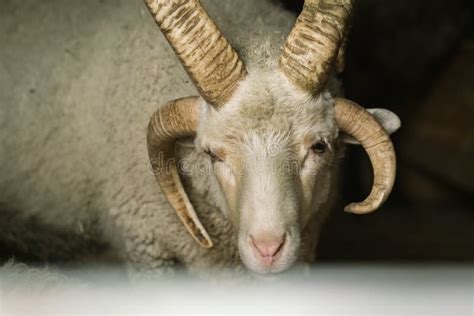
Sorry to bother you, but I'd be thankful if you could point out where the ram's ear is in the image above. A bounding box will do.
[341,108,401,145]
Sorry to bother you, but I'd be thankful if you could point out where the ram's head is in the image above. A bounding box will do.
[145,0,399,274]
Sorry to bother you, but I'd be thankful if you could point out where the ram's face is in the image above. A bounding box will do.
[145,0,397,276]
[197,85,338,273]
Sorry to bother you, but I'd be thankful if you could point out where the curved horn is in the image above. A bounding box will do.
[144,0,247,108]
[279,0,353,93]
[334,98,396,214]
[147,97,213,248]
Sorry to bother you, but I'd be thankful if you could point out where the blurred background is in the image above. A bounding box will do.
[282,0,474,261]
[0,0,473,265]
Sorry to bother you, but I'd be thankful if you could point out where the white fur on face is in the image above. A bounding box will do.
[195,70,338,274]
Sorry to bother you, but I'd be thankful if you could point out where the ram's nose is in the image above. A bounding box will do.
[250,233,286,266]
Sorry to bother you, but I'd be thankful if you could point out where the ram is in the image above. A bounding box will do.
[0,0,400,275]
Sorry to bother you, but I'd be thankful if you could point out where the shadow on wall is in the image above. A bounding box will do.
[280,0,474,261]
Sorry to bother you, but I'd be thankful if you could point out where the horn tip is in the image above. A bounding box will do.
[199,238,214,249]
[344,202,378,215]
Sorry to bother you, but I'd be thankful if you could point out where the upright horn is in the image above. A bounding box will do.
[144,0,247,108]
[279,0,353,93]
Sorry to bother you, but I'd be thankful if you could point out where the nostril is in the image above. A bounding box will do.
[250,233,286,258]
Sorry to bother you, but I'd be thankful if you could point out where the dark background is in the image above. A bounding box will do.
[280,0,474,261]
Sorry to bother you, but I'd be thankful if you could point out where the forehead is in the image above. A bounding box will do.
[198,70,337,147]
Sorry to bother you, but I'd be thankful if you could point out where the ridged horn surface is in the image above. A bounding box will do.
[334,98,397,214]
[144,0,247,108]
[147,97,213,248]
[279,0,353,93]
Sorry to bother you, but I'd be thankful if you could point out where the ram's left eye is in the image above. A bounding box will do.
[311,141,327,154]
[204,149,221,162]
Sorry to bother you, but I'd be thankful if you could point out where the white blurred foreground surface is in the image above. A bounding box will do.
[1,264,472,316]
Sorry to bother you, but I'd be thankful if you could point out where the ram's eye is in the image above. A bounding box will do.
[311,141,327,154]
[204,149,221,162]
